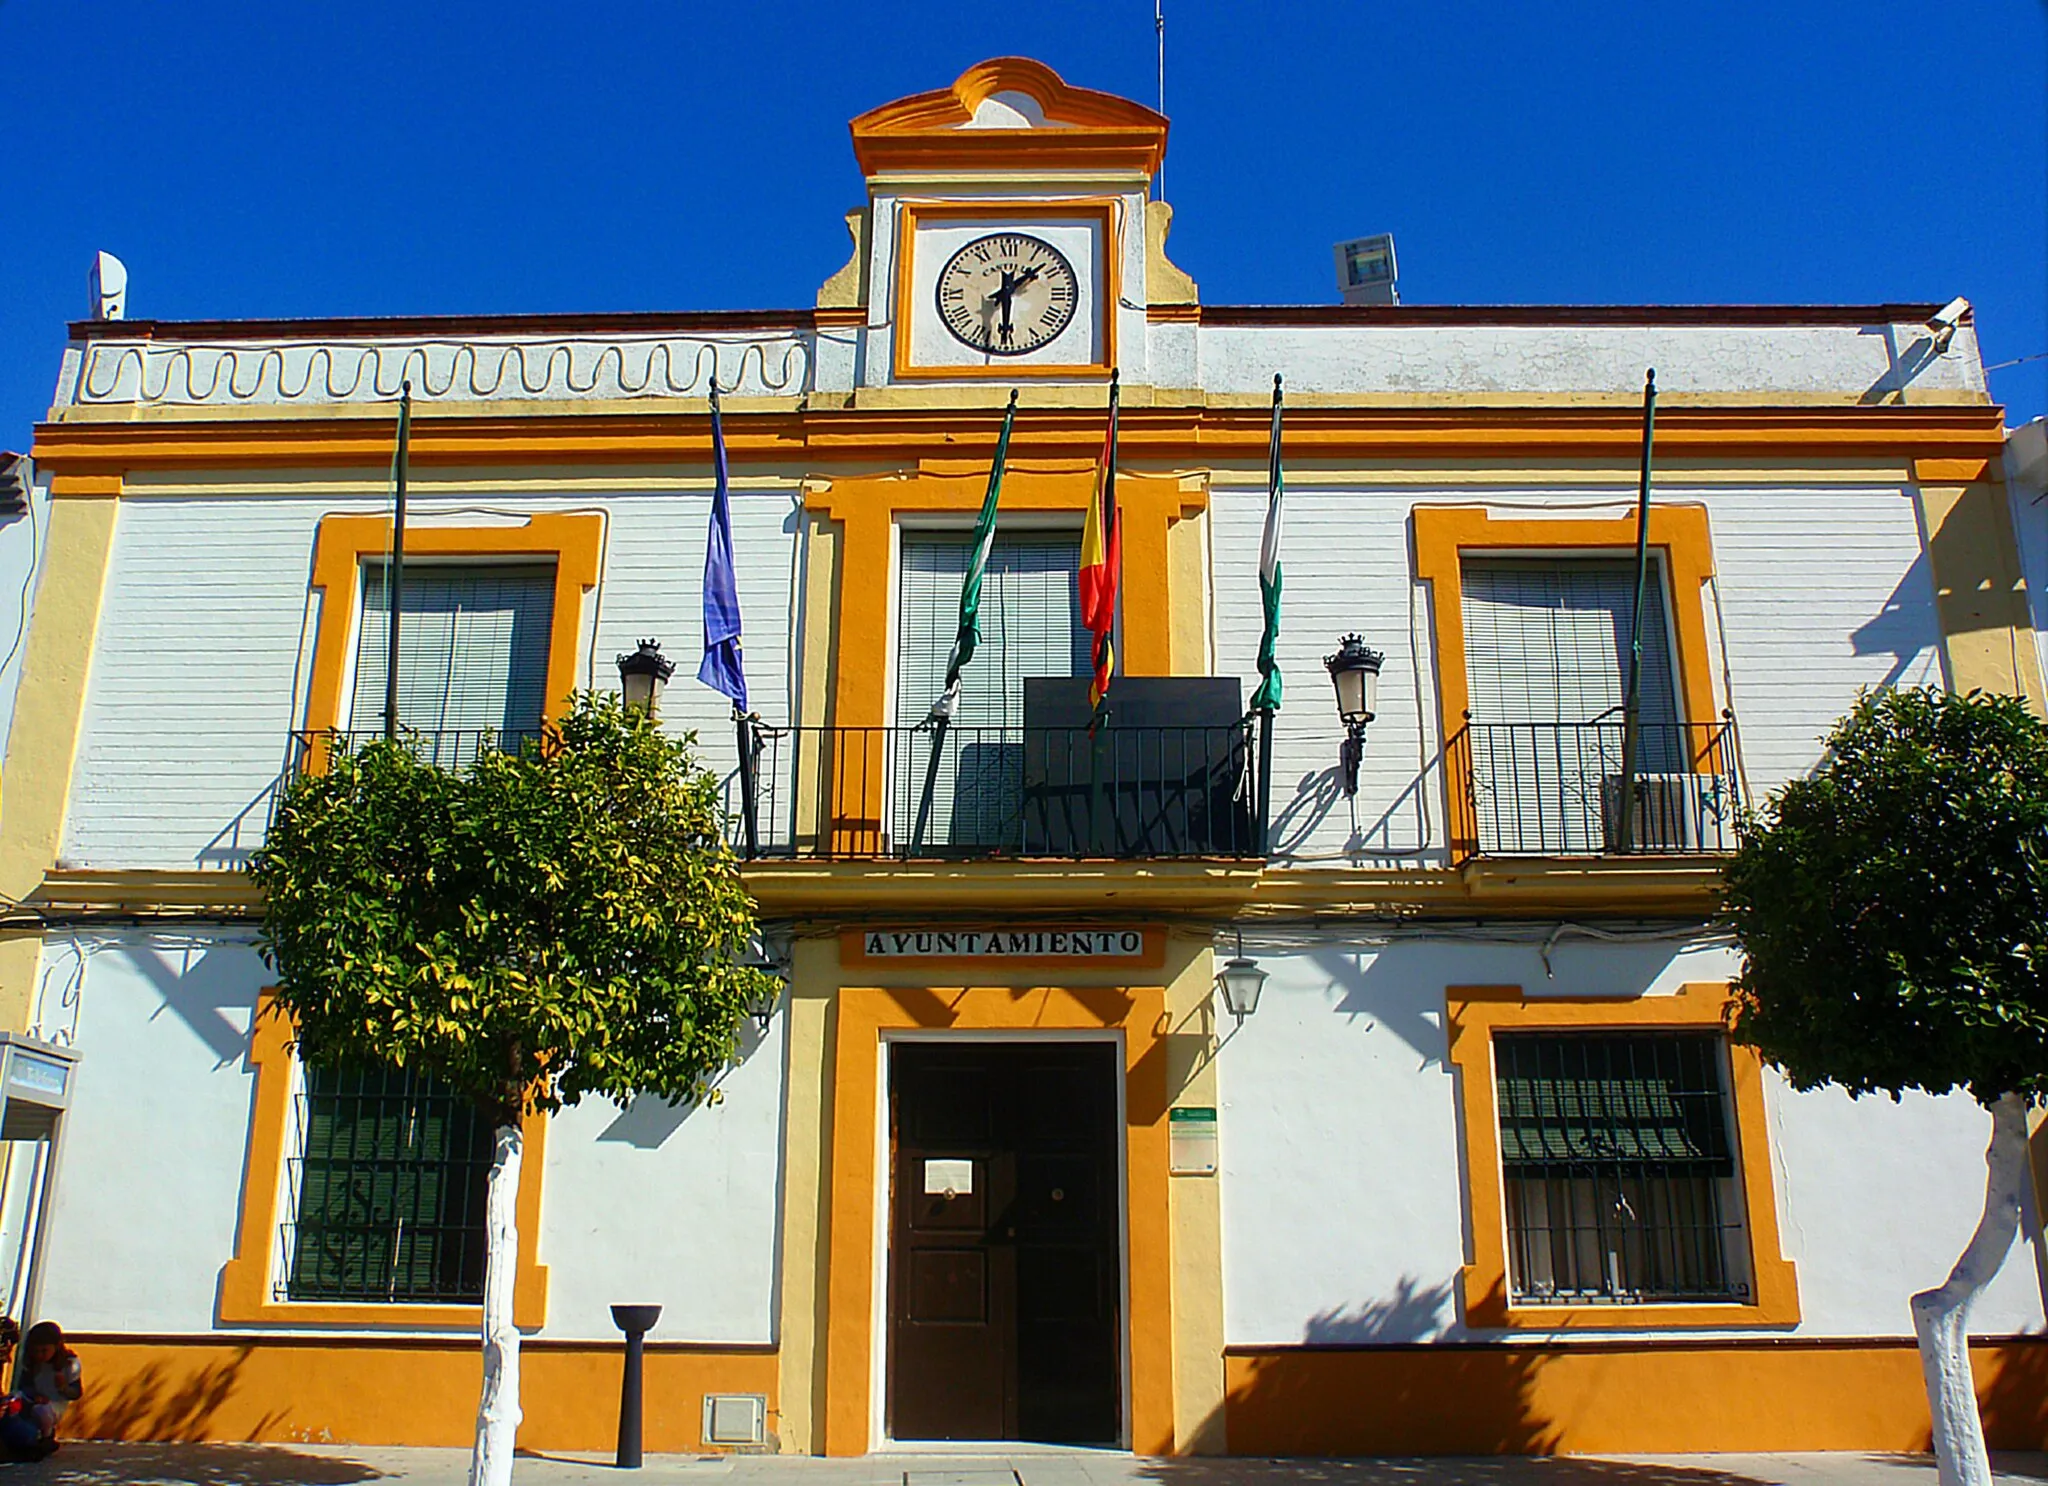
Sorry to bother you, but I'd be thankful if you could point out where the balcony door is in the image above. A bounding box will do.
[895,533,1085,852]
[348,562,556,766]
[1459,559,1683,853]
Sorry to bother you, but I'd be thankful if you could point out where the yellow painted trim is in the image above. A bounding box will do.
[1163,943,1225,1453]
[302,511,603,739]
[9,856,1733,927]
[890,199,1119,383]
[821,984,1175,1456]
[1912,480,2046,710]
[1444,982,1800,1330]
[31,404,2011,476]
[1143,202,1198,309]
[1224,1337,2048,1455]
[70,1335,775,1450]
[218,994,550,1330]
[802,469,1202,854]
[0,492,120,1027]
[849,58,1169,178]
[1413,505,1721,860]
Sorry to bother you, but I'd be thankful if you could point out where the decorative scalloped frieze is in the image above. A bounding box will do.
[69,332,813,406]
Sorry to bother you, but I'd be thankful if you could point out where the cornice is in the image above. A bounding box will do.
[11,858,1723,928]
[31,402,2009,478]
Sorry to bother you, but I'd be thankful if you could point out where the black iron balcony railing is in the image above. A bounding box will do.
[287,727,545,777]
[741,720,1264,860]
[1446,714,1744,859]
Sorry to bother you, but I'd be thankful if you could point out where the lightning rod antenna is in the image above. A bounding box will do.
[1154,0,1166,201]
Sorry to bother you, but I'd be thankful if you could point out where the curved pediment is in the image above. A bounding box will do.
[850,57,1168,178]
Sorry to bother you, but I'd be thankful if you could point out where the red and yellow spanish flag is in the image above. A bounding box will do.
[1079,370,1121,708]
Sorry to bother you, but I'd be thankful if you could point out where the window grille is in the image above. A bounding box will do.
[1494,1031,1748,1305]
[281,1063,493,1304]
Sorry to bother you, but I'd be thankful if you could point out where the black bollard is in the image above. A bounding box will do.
[610,1303,661,1468]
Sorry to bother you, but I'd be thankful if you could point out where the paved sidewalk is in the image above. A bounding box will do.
[5,1445,2045,1486]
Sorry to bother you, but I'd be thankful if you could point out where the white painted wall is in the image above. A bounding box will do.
[31,931,786,1342]
[51,319,1987,410]
[538,1015,786,1343]
[1209,486,1944,864]
[35,933,265,1334]
[62,485,803,870]
[0,463,50,767]
[1216,938,2047,1346]
[1194,322,1985,400]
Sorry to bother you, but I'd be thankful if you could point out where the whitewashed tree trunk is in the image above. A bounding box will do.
[1911,1091,2029,1486]
[469,1122,524,1486]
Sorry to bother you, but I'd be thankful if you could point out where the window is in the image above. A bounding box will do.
[282,1063,492,1304]
[348,562,556,766]
[1494,1031,1748,1305]
[1459,559,1723,853]
[894,532,1086,849]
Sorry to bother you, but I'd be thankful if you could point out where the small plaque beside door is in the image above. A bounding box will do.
[923,1158,974,1197]
[1169,1106,1218,1176]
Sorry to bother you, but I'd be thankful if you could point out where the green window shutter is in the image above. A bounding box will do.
[895,533,1084,848]
[895,533,1085,727]
[349,563,556,741]
[1493,1032,1734,1174]
[1461,559,1680,726]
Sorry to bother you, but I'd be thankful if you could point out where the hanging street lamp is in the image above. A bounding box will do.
[1214,930,1268,1022]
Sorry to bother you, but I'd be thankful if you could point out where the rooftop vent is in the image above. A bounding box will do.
[1334,233,1397,306]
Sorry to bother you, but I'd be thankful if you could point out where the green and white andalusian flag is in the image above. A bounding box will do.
[1251,373,1285,712]
[931,390,1019,720]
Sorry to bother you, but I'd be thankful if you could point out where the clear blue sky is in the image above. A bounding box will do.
[3,0,2043,448]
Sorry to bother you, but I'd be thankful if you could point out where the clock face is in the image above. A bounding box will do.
[934,233,1079,356]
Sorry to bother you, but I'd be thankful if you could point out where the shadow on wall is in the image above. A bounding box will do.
[32,1441,387,1485]
[1192,1277,1564,1461]
[594,1010,778,1148]
[1850,550,1941,694]
[68,1346,284,1446]
[1979,1339,2048,1452]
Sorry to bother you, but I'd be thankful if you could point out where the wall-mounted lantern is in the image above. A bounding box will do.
[743,932,788,1032]
[616,638,676,717]
[1214,930,1268,1022]
[1323,634,1384,797]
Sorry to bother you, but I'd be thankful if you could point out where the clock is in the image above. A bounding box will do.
[933,233,1079,356]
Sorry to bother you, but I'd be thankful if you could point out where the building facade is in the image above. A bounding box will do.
[5,58,2047,1457]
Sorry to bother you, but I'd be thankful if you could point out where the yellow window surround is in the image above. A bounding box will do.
[217,510,604,1329]
[1445,982,1800,1330]
[218,993,550,1330]
[1411,504,1721,860]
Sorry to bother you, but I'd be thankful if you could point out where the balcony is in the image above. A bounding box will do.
[741,719,1264,861]
[287,728,544,776]
[1446,715,1745,859]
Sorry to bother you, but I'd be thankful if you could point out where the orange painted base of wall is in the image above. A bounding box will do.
[1226,1339,2048,1456]
[67,1337,778,1453]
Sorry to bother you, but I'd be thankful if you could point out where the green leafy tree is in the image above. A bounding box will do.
[1724,687,2048,1486]
[250,695,776,1486]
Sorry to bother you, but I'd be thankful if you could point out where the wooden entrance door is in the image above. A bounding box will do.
[887,1040,1121,1444]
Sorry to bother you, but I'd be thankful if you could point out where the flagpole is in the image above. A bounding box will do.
[1256,373,1282,856]
[383,380,412,742]
[1615,368,1657,854]
[911,390,1019,856]
[1085,371,1120,854]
